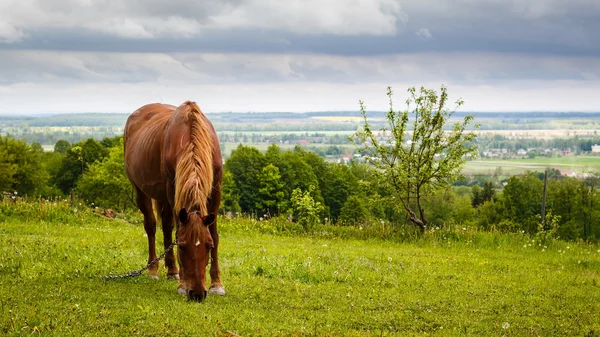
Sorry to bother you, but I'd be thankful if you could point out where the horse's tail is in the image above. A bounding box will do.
[174,101,214,215]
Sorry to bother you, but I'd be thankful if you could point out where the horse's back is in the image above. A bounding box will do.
[124,103,176,143]
[124,103,176,199]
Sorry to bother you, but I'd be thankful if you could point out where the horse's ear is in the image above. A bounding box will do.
[202,213,215,226]
[178,208,188,224]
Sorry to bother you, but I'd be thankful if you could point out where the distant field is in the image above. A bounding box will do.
[217,129,598,139]
[465,156,600,175]
[310,116,380,122]
[474,129,598,139]
[4,126,125,133]
[217,130,356,136]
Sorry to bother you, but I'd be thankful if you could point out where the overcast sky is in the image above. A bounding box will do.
[1,0,599,114]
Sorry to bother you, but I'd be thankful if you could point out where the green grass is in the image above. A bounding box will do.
[465,156,600,176]
[1,202,599,336]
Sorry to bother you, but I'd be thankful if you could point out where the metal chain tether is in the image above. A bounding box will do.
[104,212,204,280]
[103,238,177,280]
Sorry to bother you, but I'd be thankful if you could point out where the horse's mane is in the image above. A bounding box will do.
[174,101,214,215]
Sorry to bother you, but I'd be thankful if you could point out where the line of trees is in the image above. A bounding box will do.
[222,144,600,241]
[478,134,600,154]
[0,134,126,204]
[1,134,599,241]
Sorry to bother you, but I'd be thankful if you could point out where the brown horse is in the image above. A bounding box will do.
[123,101,224,302]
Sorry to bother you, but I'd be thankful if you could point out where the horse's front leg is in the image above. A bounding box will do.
[208,216,225,295]
[207,182,225,296]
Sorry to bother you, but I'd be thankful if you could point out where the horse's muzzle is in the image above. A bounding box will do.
[188,289,208,302]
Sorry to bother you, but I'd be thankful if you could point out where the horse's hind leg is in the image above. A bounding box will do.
[135,187,159,279]
[157,200,179,279]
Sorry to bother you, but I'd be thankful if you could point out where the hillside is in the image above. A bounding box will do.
[1,201,599,336]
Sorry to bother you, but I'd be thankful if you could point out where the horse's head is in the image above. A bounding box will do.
[176,208,214,302]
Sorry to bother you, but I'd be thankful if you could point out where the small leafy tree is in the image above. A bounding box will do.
[31,142,44,154]
[54,138,108,194]
[535,210,560,246]
[53,140,71,154]
[482,181,495,203]
[290,185,323,230]
[220,170,241,214]
[339,195,368,225]
[471,184,484,207]
[351,85,478,231]
[0,136,48,196]
[256,164,285,216]
[224,144,266,213]
[0,142,15,192]
[503,173,543,233]
[77,140,132,210]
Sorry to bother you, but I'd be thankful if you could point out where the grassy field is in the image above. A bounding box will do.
[310,116,381,123]
[465,156,600,176]
[216,131,356,136]
[472,129,598,139]
[1,202,599,336]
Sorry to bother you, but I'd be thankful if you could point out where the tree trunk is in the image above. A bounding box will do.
[416,188,427,231]
[404,205,427,232]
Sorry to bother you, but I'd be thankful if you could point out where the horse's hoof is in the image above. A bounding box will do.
[149,274,159,280]
[167,274,180,280]
[177,287,187,295]
[208,286,226,296]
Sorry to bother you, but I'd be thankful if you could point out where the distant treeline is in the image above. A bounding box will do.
[477,134,600,153]
[0,113,129,127]
[2,111,600,128]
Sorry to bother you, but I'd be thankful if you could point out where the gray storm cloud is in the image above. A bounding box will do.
[0,0,598,56]
[0,0,599,113]
[0,0,406,42]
